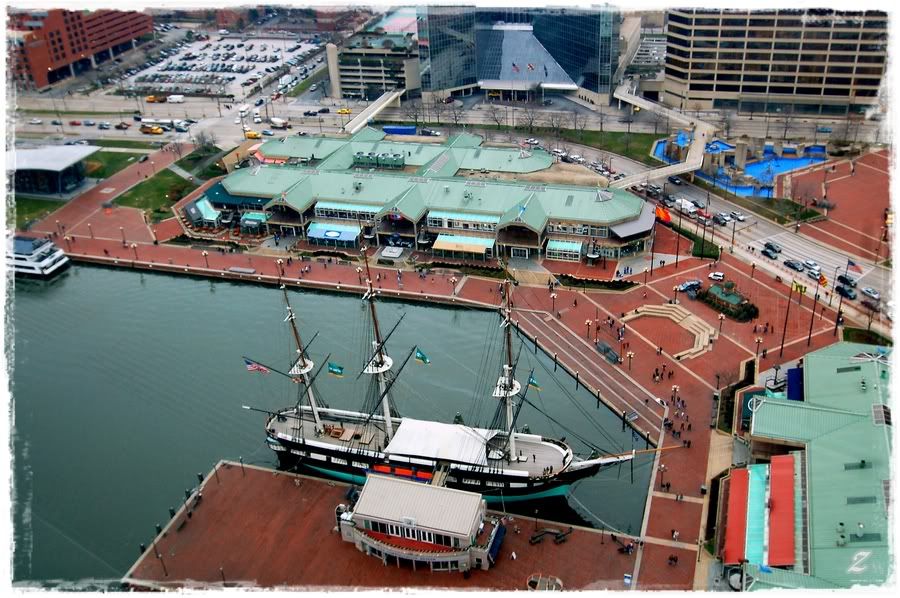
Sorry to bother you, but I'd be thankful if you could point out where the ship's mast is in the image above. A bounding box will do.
[493,279,522,461]
[282,286,323,433]
[361,248,395,440]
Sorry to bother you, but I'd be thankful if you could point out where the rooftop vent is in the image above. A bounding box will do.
[565,195,574,207]
[596,189,614,202]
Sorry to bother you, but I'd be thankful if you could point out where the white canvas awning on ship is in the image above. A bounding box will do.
[385,418,499,466]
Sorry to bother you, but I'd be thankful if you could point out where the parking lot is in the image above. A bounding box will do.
[119,35,323,100]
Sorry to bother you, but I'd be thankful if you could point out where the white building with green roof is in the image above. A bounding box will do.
[721,342,893,590]
[211,129,655,261]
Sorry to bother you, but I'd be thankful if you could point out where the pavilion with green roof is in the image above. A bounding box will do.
[720,342,892,590]
[210,129,655,261]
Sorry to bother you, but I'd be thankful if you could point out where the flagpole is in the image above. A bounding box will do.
[779,282,794,358]
[833,292,845,337]
[241,356,297,381]
[807,276,821,346]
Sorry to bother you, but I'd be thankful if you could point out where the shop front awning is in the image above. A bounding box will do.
[610,201,656,238]
[723,468,749,565]
[306,221,361,242]
[195,197,220,222]
[767,454,795,567]
[432,234,495,254]
[546,239,583,253]
[240,211,271,226]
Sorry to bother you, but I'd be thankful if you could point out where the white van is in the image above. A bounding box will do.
[238,104,250,117]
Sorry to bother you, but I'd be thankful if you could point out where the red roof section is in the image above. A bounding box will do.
[767,454,796,566]
[723,468,749,565]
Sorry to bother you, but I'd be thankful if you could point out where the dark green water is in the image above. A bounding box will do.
[11,265,651,584]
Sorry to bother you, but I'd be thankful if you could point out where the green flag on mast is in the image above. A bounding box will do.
[415,348,430,365]
[327,363,344,377]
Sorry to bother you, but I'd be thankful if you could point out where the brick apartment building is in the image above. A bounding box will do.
[8,8,153,90]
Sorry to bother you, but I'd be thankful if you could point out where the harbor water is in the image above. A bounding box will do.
[10,265,651,584]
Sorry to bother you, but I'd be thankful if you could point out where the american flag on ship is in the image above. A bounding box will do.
[244,358,270,374]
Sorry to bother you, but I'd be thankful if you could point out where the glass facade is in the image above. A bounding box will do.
[416,5,477,92]
[416,6,620,97]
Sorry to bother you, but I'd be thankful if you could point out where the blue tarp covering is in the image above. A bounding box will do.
[488,524,507,563]
[787,368,804,402]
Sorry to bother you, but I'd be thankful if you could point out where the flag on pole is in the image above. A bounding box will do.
[818,273,828,287]
[527,63,535,71]
[327,362,345,377]
[791,281,807,295]
[244,358,270,374]
[528,375,541,391]
[511,62,520,73]
[415,348,430,365]
[847,259,863,274]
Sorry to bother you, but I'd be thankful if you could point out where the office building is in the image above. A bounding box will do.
[663,9,888,116]
[8,8,153,90]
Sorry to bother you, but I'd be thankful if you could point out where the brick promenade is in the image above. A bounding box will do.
[26,168,856,590]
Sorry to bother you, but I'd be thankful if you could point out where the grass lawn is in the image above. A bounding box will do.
[12,197,66,229]
[199,161,228,179]
[87,139,161,150]
[287,68,328,97]
[670,222,721,259]
[175,145,221,174]
[83,151,139,179]
[115,169,198,222]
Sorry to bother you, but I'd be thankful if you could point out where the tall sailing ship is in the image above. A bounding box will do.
[252,257,635,503]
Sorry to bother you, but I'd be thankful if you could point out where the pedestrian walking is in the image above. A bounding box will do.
[687,423,692,432]
[672,530,679,541]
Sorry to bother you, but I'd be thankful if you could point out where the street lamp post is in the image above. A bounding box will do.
[120,226,126,244]
[356,267,363,284]
[718,313,726,333]
[672,285,679,304]
[276,258,285,280]
[87,223,93,239]
[755,337,763,358]
[658,464,668,489]
[202,250,209,268]
[585,320,593,340]
[751,262,756,279]
[63,236,71,250]
[550,293,557,314]
[643,267,649,285]
[626,351,635,371]
[131,243,138,260]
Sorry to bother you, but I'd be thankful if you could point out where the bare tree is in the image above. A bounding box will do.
[170,140,185,159]
[544,111,565,143]
[574,111,589,141]
[429,97,445,125]
[721,110,737,139]
[781,105,797,141]
[448,102,465,132]
[403,99,423,128]
[651,111,666,135]
[596,109,607,142]
[194,130,218,151]
[519,103,539,134]
[486,103,505,130]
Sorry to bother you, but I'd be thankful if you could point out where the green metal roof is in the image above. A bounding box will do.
[222,167,305,198]
[499,194,547,232]
[744,564,840,591]
[749,342,892,589]
[257,136,348,161]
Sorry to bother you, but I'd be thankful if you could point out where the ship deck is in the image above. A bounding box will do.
[268,409,574,477]
[122,461,638,590]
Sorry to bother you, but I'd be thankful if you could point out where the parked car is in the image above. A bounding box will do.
[337,108,351,115]
[761,248,778,260]
[806,269,821,280]
[318,107,330,114]
[836,285,857,300]
[115,122,130,130]
[668,176,683,185]
[764,241,783,253]
[713,214,728,226]
[861,287,881,301]
[708,271,725,281]
[691,199,704,210]
[233,117,241,124]
[676,280,702,292]
[262,129,274,136]
[837,274,857,287]
[784,260,805,272]
[51,119,63,125]
[98,122,110,130]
